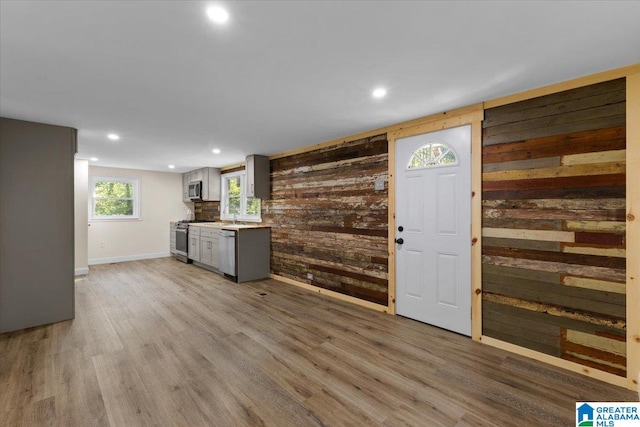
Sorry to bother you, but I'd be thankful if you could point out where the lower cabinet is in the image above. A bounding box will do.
[236,228,270,282]
[200,234,219,269]
[188,226,200,262]
[189,226,219,270]
[188,225,268,279]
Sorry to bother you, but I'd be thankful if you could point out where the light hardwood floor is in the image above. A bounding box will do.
[1,258,635,426]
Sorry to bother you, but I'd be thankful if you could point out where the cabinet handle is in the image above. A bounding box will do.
[208,241,212,249]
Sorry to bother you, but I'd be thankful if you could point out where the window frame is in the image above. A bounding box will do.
[406,142,459,170]
[89,176,141,221]
[220,171,261,222]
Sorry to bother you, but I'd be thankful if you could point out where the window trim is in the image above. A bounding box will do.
[220,171,261,222]
[89,176,141,221]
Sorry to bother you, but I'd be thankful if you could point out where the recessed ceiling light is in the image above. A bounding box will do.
[212,148,221,154]
[90,157,98,161]
[168,165,175,169]
[107,133,120,141]
[206,6,229,24]
[372,88,387,99]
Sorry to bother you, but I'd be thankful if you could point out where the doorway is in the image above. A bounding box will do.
[394,125,472,336]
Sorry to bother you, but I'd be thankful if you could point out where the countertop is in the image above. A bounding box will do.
[187,222,270,231]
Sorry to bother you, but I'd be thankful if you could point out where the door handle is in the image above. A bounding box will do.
[395,238,404,244]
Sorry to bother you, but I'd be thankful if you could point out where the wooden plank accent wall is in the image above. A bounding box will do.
[262,134,389,305]
[194,201,221,222]
[481,78,627,377]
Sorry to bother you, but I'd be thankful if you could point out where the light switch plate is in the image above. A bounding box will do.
[374,178,385,191]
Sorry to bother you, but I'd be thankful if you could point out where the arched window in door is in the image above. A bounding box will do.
[406,142,458,169]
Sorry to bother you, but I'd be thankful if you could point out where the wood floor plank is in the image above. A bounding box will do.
[181,369,258,427]
[185,329,326,426]
[304,387,380,426]
[1,258,636,426]
[92,350,166,426]
[226,331,323,401]
[52,348,109,426]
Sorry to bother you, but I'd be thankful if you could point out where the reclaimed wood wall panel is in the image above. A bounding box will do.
[482,126,626,163]
[482,78,627,377]
[263,134,389,305]
[194,201,220,221]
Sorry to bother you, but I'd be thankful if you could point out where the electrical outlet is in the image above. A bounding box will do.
[307,273,313,280]
[374,178,385,191]
[99,242,105,248]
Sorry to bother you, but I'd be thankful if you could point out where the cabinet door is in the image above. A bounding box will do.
[191,169,204,183]
[246,155,255,196]
[201,168,209,200]
[188,235,200,261]
[246,155,256,197]
[200,237,214,266]
[182,173,190,202]
[246,155,270,199]
[203,168,221,201]
[211,236,220,268]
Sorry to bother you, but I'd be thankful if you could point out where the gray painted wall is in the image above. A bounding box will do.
[0,117,76,333]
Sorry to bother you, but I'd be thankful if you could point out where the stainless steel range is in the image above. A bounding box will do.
[174,221,190,263]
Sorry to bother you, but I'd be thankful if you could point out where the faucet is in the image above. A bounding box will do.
[233,213,237,224]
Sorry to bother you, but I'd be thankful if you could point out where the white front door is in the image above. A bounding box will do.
[395,125,471,336]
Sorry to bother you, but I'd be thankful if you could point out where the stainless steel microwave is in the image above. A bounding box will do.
[188,181,201,200]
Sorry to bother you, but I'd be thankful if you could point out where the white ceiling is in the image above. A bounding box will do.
[1,1,639,173]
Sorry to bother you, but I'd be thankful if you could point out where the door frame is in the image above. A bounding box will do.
[387,106,484,341]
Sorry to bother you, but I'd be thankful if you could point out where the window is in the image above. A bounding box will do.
[407,142,458,169]
[221,171,261,222]
[90,176,140,220]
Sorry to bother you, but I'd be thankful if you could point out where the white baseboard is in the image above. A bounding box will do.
[75,267,89,276]
[88,251,171,265]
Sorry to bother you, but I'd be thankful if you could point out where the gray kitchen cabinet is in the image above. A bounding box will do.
[199,228,219,269]
[203,167,221,201]
[183,167,221,201]
[188,226,200,262]
[190,169,204,183]
[170,223,177,254]
[224,227,270,283]
[246,154,270,199]
[182,173,190,202]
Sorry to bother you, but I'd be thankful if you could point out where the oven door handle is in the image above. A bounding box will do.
[176,228,187,234]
